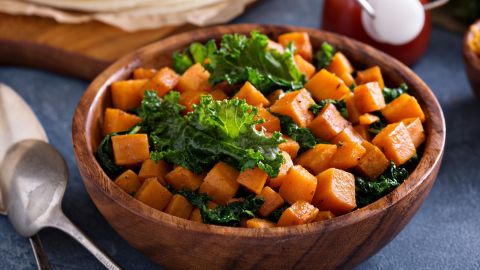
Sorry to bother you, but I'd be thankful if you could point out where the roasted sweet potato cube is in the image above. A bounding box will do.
[236,167,268,195]
[270,89,315,128]
[267,89,284,105]
[294,54,315,79]
[308,103,350,140]
[354,125,371,141]
[246,218,276,228]
[381,93,426,123]
[103,108,141,136]
[339,72,355,87]
[312,168,356,215]
[372,122,416,166]
[345,93,361,124]
[210,89,228,101]
[164,194,193,219]
[257,186,285,217]
[233,82,269,107]
[255,107,281,133]
[176,63,212,93]
[267,39,284,53]
[305,69,351,101]
[331,126,364,144]
[327,52,354,77]
[278,32,313,61]
[138,159,170,185]
[402,117,425,147]
[140,67,179,98]
[111,134,150,166]
[295,144,337,175]
[354,82,386,114]
[358,113,380,125]
[135,178,172,211]
[165,166,203,191]
[355,66,385,89]
[278,136,300,159]
[111,79,147,111]
[314,211,335,222]
[133,68,157,79]
[179,90,208,113]
[279,165,317,204]
[190,208,203,223]
[355,141,390,179]
[277,201,319,226]
[199,162,239,204]
[114,170,141,195]
[269,151,294,189]
[330,141,366,170]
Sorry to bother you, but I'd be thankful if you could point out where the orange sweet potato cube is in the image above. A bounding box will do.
[402,117,425,147]
[278,136,300,159]
[140,67,180,98]
[358,113,380,125]
[255,107,281,133]
[354,125,371,141]
[314,211,335,222]
[355,141,390,179]
[111,134,150,166]
[246,218,276,228]
[345,93,361,124]
[339,72,355,87]
[277,201,319,226]
[330,141,366,170]
[257,186,285,217]
[327,52,354,77]
[372,122,416,166]
[199,162,240,204]
[111,79,147,111]
[354,82,386,114]
[355,66,385,89]
[381,93,426,123]
[190,208,203,223]
[295,144,337,175]
[114,169,141,195]
[312,168,356,215]
[294,54,316,79]
[305,69,351,101]
[270,89,315,128]
[233,82,269,107]
[278,32,313,61]
[164,194,193,219]
[133,68,157,79]
[268,151,294,189]
[210,89,228,101]
[331,126,364,144]
[103,108,141,136]
[308,103,350,140]
[135,178,172,211]
[236,167,268,195]
[138,159,170,185]
[267,89,284,105]
[279,165,317,204]
[179,90,208,113]
[176,63,212,93]
[164,166,203,191]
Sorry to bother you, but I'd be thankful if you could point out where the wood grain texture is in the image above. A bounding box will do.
[72,24,446,270]
[463,20,480,98]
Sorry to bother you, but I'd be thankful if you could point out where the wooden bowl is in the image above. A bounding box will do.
[72,24,445,270]
[463,20,480,98]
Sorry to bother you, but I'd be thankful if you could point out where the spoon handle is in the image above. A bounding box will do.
[49,212,121,270]
[29,234,52,270]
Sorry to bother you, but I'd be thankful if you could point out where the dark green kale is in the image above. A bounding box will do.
[309,99,348,118]
[96,125,141,176]
[206,31,305,94]
[172,40,217,74]
[268,204,290,223]
[277,115,317,150]
[367,112,387,135]
[179,189,264,226]
[314,42,335,70]
[383,83,408,103]
[355,161,410,207]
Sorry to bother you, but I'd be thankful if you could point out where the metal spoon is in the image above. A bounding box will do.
[357,0,450,18]
[0,139,121,270]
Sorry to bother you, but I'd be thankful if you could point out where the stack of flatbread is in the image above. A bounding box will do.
[0,0,256,32]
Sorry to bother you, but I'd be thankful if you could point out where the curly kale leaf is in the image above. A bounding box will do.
[383,83,408,103]
[172,40,217,74]
[277,115,318,151]
[314,42,336,70]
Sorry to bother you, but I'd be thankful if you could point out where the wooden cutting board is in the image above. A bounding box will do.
[0,13,198,80]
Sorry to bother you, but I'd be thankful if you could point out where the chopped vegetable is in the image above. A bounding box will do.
[314,42,335,70]
[383,83,408,103]
[309,99,348,119]
[277,115,317,150]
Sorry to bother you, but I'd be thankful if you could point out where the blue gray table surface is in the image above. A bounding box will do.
[1,0,479,269]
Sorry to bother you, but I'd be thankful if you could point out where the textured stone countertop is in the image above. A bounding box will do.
[1,0,479,269]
